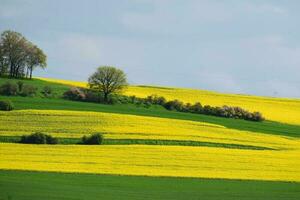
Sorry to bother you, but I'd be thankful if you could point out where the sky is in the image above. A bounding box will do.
[0,0,300,98]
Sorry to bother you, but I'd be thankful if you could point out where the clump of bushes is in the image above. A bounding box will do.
[145,95,166,105]
[63,88,122,104]
[41,86,54,98]
[0,100,14,111]
[19,84,37,97]
[63,87,86,101]
[0,81,37,97]
[81,133,103,145]
[20,132,58,144]
[0,82,18,96]
[162,100,264,122]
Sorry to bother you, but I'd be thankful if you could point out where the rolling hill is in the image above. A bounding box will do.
[0,77,300,199]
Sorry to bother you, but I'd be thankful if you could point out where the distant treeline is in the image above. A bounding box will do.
[63,87,265,122]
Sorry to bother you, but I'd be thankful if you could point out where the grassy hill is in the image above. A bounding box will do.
[0,77,300,199]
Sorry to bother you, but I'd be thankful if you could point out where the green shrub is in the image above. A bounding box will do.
[146,95,166,105]
[164,99,184,111]
[0,82,18,96]
[20,132,58,144]
[250,112,265,122]
[63,87,86,101]
[82,133,103,145]
[41,86,54,98]
[17,81,24,92]
[190,102,202,113]
[0,100,14,111]
[115,95,131,104]
[84,90,104,103]
[20,84,37,97]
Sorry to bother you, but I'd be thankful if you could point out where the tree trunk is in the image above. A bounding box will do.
[26,67,29,78]
[9,62,13,78]
[104,92,108,103]
[15,65,20,78]
[30,67,33,79]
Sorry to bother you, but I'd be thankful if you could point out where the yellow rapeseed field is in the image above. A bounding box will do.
[38,77,300,125]
[0,143,299,182]
[1,110,299,150]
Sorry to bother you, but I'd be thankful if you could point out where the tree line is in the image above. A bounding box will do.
[0,30,47,79]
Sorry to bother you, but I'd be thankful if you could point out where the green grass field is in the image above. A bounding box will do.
[1,170,300,200]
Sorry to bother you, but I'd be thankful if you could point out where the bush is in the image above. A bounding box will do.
[0,100,14,111]
[17,81,24,92]
[41,86,54,98]
[115,95,131,104]
[250,112,265,122]
[164,99,184,111]
[146,95,166,105]
[20,132,58,144]
[189,102,202,113]
[84,90,104,103]
[0,82,18,96]
[20,84,37,97]
[63,87,86,101]
[82,133,103,145]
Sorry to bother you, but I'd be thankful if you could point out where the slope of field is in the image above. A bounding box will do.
[1,96,300,139]
[1,170,300,200]
[1,109,299,150]
[39,77,300,125]
[1,77,300,198]
[1,143,300,182]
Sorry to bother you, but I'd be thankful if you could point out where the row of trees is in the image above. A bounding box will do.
[0,30,47,79]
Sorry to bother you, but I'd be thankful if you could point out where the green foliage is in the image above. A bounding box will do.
[146,94,166,105]
[19,84,37,97]
[0,100,14,111]
[88,66,128,102]
[0,81,18,96]
[0,30,47,79]
[164,99,185,111]
[20,132,58,144]
[82,133,103,145]
[41,86,54,98]
[84,89,104,103]
[0,77,70,97]
[17,81,24,92]
[63,87,86,101]
[162,99,264,122]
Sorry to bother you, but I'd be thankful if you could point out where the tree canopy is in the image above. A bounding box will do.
[88,66,128,102]
[0,30,47,79]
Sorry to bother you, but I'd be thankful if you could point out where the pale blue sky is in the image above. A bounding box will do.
[1,0,299,97]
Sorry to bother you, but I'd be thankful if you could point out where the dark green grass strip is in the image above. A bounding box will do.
[1,96,300,138]
[0,136,274,150]
[0,170,299,200]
